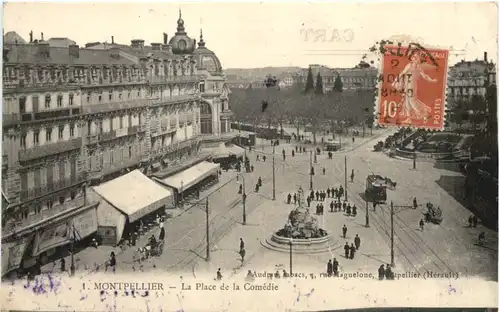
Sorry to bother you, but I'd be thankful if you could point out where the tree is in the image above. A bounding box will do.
[305,66,314,93]
[333,75,343,92]
[315,73,324,94]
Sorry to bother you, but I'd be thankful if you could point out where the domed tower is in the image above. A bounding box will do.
[169,9,196,55]
[193,29,223,74]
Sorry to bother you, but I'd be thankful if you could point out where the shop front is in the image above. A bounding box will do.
[1,233,35,277]
[203,143,245,170]
[31,205,99,265]
[154,161,220,205]
[92,169,174,246]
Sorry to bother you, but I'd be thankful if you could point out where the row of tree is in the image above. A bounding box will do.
[230,67,375,144]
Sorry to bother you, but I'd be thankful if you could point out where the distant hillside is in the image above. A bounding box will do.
[225,67,303,80]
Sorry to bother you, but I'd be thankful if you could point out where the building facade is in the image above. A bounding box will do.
[1,12,233,275]
[335,67,378,91]
[447,52,496,109]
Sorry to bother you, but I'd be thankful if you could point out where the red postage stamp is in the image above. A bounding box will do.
[375,45,449,129]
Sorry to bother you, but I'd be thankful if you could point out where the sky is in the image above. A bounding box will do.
[3,2,498,69]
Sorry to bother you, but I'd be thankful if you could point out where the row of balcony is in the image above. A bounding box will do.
[19,173,87,202]
[86,125,147,144]
[3,107,81,127]
[148,75,200,84]
[19,137,82,162]
[3,79,81,92]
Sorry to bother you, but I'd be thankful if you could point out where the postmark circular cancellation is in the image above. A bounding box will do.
[372,35,450,130]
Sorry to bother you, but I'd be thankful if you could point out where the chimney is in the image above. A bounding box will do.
[111,36,114,44]
[484,52,487,63]
[109,47,120,59]
[69,44,79,58]
[163,33,168,44]
[162,44,173,54]
[37,42,50,58]
[131,39,144,49]
[41,32,44,41]
[151,43,161,51]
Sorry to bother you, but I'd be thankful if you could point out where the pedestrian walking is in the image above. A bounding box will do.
[468,215,473,227]
[327,188,331,198]
[342,201,347,212]
[292,150,295,157]
[413,197,418,209]
[293,193,297,204]
[344,242,349,258]
[159,226,165,241]
[354,234,361,250]
[350,169,354,182]
[342,224,347,238]
[240,248,246,262]
[263,155,266,162]
[250,165,254,172]
[327,260,333,277]
[258,177,262,187]
[60,258,66,272]
[287,193,292,204]
[255,183,260,192]
[240,238,245,251]
[330,201,334,212]
[472,215,478,227]
[322,167,326,175]
[352,204,357,217]
[385,264,393,280]
[256,155,260,162]
[419,219,425,231]
[378,265,385,280]
[307,196,311,207]
[105,252,116,272]
[217,268,223,280]
[349,243,356,259]
[333,258,339,276]
[373,202,377,211]
[346,204,351,216]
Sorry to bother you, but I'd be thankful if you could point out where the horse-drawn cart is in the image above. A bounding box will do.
[423,202,443,224]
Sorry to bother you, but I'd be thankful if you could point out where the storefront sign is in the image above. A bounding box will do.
[1,234,34,273]
[70,208,98,240]
[33,221,71,256]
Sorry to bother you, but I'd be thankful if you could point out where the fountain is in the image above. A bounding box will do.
[261,187,336,254]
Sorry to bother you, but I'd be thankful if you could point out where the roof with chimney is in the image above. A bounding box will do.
[3,31,26,44]
[3,43,136,66]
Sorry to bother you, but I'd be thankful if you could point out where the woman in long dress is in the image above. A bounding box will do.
[392,54,437,122]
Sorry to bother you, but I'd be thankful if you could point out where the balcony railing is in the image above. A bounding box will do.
[19,173,87,202]
[148,75,199,84]
[82,99,149,115]
[151,94,199,107]
[91,155,145,178]
[19,137,82,162]
[3,80,80,92]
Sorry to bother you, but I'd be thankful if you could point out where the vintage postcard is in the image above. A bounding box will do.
[0,2,498,311]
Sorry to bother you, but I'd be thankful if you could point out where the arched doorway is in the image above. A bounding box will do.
[200,102,213,134]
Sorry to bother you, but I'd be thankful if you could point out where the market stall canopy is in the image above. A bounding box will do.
[203,143,245,159]
[155,161,220,191]
[93,170,173,223]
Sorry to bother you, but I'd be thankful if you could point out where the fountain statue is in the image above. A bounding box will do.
[275,186,328,239]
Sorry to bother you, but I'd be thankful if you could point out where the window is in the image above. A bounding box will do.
[33,131,40,145]
[35,204,42,214]
[87,92,91,103]
[128,146,132,158]
[199,83,205,92]
[119,93,122,100]
[20,133,26,148]
[137,90,140,97]
[110,150,114,163]
[69,93,74,106]
[46,128,52,142]
[59,196,65,205]
[19,97,26,113]
[22,209,29,220]
[109,91,113,101]
[57,94,63,107]
[119,116,123,129]
[58,125,64,139]
[70,123,75,137]
[47,200,53,209]
[98,95,102,103]
[70,191,76,200]
[45,94,51,108]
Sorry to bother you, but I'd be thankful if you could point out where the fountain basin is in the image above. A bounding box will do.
[261,231,338,254]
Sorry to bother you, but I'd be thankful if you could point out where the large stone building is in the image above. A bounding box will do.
[1,12,234,276]
[447,52,496,109]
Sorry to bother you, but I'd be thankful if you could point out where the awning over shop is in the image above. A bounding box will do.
[2,233,35,275]
[203,143,232,159]
[31,206,98,257]
[93,169,174,223]
[156,161,220,191]
[227,145,246,158]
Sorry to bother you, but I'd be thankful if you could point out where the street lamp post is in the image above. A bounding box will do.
[272,144,276,201]
[309,151,313,190]
[289,237,293,275]
[180,180,184,207]
[344,155,348,201]
[390,201,395,267]
[239,173,247,225]
[205,197,210,261]
[70,226,76,276]
[413,151,417,170]
[365,199,370,227]
[314,149,317,164]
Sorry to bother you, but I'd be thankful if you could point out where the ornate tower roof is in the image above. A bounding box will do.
[193,28,222,73]
[168,9,196,55]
